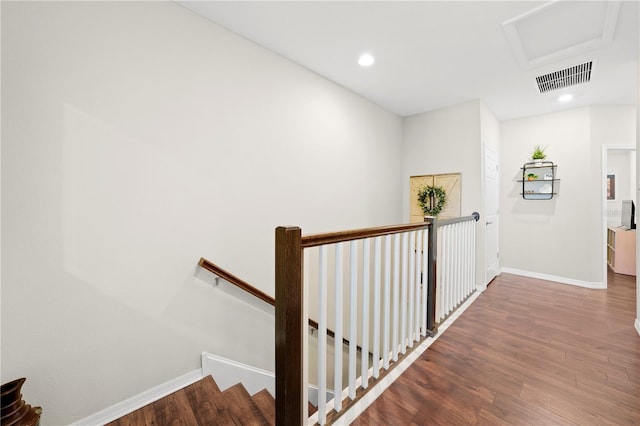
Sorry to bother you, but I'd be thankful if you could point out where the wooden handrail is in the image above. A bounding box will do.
[302,221,433,248]
[197,257,359,351]
[198,258,275,305]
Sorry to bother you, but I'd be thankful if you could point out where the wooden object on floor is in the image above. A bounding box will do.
[607,227,636,275]
[107,375,274,426]
[353,272,640,425]
[1,378,42,426]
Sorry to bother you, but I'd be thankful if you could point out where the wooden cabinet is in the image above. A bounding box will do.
[519,161,558,200]
[607,227,636,276]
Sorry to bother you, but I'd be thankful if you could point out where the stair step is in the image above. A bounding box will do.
[251,389,275,425]
[107,376,238,426]
[155,389,201,425]
[221,383,269,425]
[109,375,331,425]
[184,375,234,425]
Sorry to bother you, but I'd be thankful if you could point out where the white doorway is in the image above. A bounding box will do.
[602,145,636,288]
[484,146,500,285]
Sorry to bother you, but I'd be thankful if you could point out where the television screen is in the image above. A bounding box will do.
[621,200,636,229]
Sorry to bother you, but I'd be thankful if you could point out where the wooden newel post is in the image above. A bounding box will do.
[275,226,303,426]
[425,217,438,337]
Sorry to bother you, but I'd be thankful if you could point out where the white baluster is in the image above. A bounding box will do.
[361,239,370,389]
[447,226,455,315]
[383,235,391,369]
[414,231,421,342]
[318,246,327,424]
[436,226,444,322]
[401,232,408,353]
[460,222,466,298]
[392,233,400,360]
[442,226,449,318]
[408,231,415,347]
[472,219,477,292]
[413,230,422,341]
[466,221,471,297]
[334,243,343,412]
[421,228,429,336]
[462,222,467,298]
[444,225,449,315]
[455,223,461,307]
[462,222,466,298]
[372,237,381,378]
[348,241,357,400]
[451,224,456,307]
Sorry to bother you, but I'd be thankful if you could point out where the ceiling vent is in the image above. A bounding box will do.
[535,61,592,93]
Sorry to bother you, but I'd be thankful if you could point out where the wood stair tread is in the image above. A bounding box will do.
[220,383,269,425]
[107,375,272,426]
[184,375,234,425]
[308,401,318,416]
[251,389,275,426]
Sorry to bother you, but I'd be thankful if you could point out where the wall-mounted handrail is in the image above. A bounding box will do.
[198,258,275,305]
[197,257,362,351]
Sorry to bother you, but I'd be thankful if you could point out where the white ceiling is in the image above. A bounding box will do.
[178,1,639,120]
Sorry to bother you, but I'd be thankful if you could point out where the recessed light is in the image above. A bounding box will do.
[558,94,573,102]
[358,53,375,67]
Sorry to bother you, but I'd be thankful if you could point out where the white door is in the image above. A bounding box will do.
[484,146,499,284]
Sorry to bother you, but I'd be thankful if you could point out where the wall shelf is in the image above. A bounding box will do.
[520,161,557,200]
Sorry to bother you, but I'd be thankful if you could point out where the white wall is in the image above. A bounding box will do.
[607,150,635,228]
[402,100,485,285]
[0,2,403,423]
[501,106,637,286]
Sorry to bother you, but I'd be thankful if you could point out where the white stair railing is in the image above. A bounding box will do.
[302,222,435,426]
[275,214,479,426]
[436,216,478,323]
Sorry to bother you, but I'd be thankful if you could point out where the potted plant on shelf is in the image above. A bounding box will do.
[527,173,538,181]
[532,145,547,163]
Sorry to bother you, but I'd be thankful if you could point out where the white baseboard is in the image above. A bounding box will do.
[635,318,640,337]
[201,353,275,396]
[71,369,203,426]
[334,290,482,425]
[500,267,605,289]
[201,352,330,406]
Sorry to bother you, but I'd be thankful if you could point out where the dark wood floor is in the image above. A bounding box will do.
[353,272,640,425]
[106,375,274,425]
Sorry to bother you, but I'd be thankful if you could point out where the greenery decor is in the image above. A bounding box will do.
[532,145,547,160]
[417,185,447,216]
